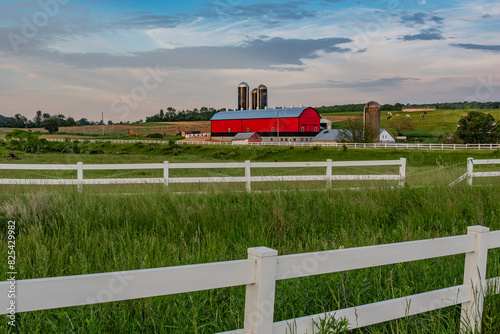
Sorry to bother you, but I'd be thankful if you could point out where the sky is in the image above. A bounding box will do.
[0,0,499,122]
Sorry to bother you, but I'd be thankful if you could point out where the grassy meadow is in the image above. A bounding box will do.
[326,109,500,142]
[0,143,500,333]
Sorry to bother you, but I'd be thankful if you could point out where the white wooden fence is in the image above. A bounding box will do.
[44,138,500,150]
[178,140,500,150]
[0,159,406,191]
[466,158,500,186]
[1,226,498,333]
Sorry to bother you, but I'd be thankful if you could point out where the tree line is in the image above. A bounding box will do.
[145,107,223,123]
[0,111,107,129]
[317,101,500,114]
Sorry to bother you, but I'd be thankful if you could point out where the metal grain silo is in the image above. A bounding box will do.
[364,101,381,142]
[258,84,268,109]
[251,88,258,110]
[238,82,249,110]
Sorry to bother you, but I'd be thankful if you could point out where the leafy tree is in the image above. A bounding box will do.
[337,116,380,143]
[456,111,499,144]
[388,116,415,136]
[337,117,365,143]
[34,110,42,127]
[5,129,37,141]
[12,114,28,128]
[42,113,51,125]
[77,118,90,126]
[44,117,60,134]
[66,117,77,127]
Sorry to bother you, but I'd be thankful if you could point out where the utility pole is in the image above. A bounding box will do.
[277,110,280,143]
[102,112,104,137]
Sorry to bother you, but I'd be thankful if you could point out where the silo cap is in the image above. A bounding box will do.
[365,101,380,108]
[258,84,267,89]
[239,82,249,87]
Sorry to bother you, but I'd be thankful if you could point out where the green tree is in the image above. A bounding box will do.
[456,111,499,144]
[34,110,42,127]
[388,116,415,137]
[44,117,60,134]
[337,115,380,143]
[42,113,51,125]
[66,117,76,127]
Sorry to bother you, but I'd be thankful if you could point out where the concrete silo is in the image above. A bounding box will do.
[251,88,258,110]
[258,84,268,109]
[364,101,381,142]
[238,82,249,110]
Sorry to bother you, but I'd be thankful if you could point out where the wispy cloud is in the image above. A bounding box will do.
[275,77,420,90]
[450,43,500,52]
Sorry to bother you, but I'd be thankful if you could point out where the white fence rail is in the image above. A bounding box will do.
[0,159,406,191]
[1,226,498,333]
[466,157,500,186]
[178,140,500,150]
[43,138,500,150]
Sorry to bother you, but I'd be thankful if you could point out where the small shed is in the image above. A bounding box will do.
[232,132,262,145]
[320,118,332,130]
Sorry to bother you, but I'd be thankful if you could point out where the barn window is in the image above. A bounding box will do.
[301,138,304,142]
[314,127,317,132]
[271,127,274,132]
[280,138,283,142]
[293,138,296,142]
[301,127,304,132]
[247,128,249,132]
[270,138,273,142]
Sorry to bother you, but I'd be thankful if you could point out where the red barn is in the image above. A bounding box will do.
[211,107,321,139]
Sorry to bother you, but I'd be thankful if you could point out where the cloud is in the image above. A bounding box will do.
[199,0,317,26]
[31,37,352,70]
[401,27,445,41]
[400,12,444,27]
[111,13,191,29]
[450,43,500,52]
[275,77,420,90]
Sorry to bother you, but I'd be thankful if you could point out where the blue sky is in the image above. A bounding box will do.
[0,0,499,122]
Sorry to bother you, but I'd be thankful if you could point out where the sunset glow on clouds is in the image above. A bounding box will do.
[0,0,499,122]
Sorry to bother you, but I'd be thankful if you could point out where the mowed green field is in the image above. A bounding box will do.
[326,109,500,142]
[0,144,500,333]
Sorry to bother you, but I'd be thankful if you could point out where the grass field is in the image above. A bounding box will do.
[326,109,500,143]
[3,108,500,144]
[1,144,499,333]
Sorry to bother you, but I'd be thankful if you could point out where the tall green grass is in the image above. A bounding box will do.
[0,185,499,333]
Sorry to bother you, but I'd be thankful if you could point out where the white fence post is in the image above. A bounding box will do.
[163,161,169,186]
[245,160,251,193]
[244,247,278,334]
[460,226,489,333]
[399,158,406,187]
[326,159,332,189]
[467,157,474,186]
[77,162,83,192]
